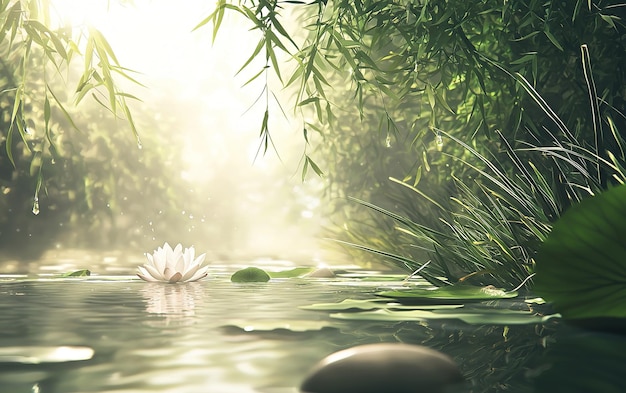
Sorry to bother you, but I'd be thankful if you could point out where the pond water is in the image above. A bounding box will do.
[0,252,624,393]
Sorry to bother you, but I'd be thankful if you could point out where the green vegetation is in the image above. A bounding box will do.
[201,0,626,289]
[0,1,214,258]
[1,0,142,256]
[2,0,625,297]
[534,184,626,322]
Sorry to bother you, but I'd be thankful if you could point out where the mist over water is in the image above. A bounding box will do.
[42,1,325,264]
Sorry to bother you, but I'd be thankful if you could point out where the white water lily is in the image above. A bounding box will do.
[137,242,208,283]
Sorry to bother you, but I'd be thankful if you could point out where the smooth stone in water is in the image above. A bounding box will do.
[306,268,336,278]
[300,343,463,393]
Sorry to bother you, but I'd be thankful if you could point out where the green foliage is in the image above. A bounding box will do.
[1,0,141,166]
[0,0,154,257]
[0,2,254,262]
[534,184,626,321]
[201,0,626,288]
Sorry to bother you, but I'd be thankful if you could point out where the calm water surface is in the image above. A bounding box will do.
[0,253,624,393]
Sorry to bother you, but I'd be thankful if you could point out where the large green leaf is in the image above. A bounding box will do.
[534,185,626,320]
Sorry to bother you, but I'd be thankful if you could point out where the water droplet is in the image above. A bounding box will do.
[137,139,143,150]
[436,132,444,150]
[32,197,40,215]
[385,134,392,148]
[51,158,56,164]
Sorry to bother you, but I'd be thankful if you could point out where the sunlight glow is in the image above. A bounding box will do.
[45,0,322,260]
[49,0,112,29]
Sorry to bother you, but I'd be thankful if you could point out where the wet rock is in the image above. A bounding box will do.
[300,343,463,393]
[306,268,336,278]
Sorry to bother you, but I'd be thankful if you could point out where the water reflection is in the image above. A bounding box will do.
[140,283,205,327]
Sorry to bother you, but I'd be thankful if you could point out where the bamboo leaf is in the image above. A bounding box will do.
[544,30,563,51]
[237,38,265,76]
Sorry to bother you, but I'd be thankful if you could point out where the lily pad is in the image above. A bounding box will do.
[534,184,626,320]
[267,267,314,278]
[231,267,271,282]
[376,285,517,303]
[61,269,91,277]
[300,298,464,311]
[330,308,559,325]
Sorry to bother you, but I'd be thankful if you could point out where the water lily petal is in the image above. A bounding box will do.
[181,252,206,281]
[137,265,160,282]
[194,252,206,266]
[144,263,165,281]
[137,272,158,282]
[168,272,183,283]
[163,266,175,281]
[151,248,166,274]
[186,265,209,282]
[174,254,186,275]
[182,247,196,272]
[163,243,175,265]
[172,243,183,261]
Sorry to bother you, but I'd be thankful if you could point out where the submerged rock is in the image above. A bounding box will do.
[300,343,463,393]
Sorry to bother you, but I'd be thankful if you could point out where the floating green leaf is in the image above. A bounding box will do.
[231,267,271,283]
[330,308,558,325]
[267,267,314,278]
[300,298,464,311]
[61,269,91,277]
[377,285,517,303]
[534,185,626,320]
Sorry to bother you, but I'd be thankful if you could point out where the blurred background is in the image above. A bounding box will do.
[0,0,326,270]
